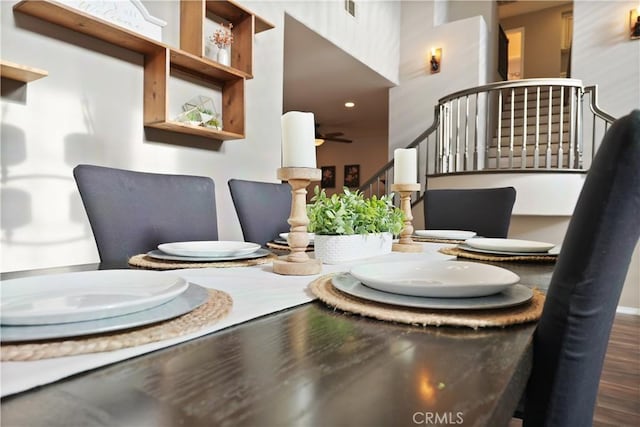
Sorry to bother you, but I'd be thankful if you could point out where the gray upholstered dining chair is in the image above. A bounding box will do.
[228,179,291,246]
[424,187,516,237]
[520,110,640,426]
[74,164,218,263]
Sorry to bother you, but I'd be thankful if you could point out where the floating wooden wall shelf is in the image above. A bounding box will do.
[0,60,48,82]
[13,0,274,142]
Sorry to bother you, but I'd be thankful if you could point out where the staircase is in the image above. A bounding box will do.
[359,78,615,205]
[488,87,575,169]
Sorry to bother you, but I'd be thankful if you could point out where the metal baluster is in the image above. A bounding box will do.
[456,98,461,171]
[534,86,540,168]
[558,86,564,168]
[437,104,443,173]
[576,87,584,169]
[522,87,528,168]
[569,87,576,168]
[497,90,503,169]
[509,87,515,168]
[546,86,553,168]
[474,93,479,170]
[449,101,454,172]
[464,95,469,171]
[485,91,491,168]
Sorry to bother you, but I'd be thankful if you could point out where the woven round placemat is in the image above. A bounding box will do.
[266,242,314,252]
[309,274,544,329]
[128,252,277,270]
[1,289,232,362]
[411,236,465,244]
[439,246,558,263]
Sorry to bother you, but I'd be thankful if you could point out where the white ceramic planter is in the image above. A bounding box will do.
[314,232,393,264]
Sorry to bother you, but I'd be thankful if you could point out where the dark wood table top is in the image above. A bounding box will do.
[1,260,554,427]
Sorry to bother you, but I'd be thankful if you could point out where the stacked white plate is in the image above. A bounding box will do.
[0,270,209,342]
[460,238,559,256]
[414,230,477,240]
[150,241,268,262]
[331,260,531,310]
[280,232,315,243]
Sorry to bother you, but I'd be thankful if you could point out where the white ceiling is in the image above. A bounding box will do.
[282,15,393,141]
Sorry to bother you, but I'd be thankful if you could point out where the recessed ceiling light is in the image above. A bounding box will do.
[344,101,355,108]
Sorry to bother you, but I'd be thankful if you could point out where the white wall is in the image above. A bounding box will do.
[389,1,489,157]
[0,0,401,272]
[571,0,640,310]
[572,0,640,117]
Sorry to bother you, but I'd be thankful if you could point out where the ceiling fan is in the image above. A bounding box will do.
[315,123,353,144]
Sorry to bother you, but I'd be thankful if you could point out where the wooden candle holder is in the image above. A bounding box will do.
[272,167,322,275]
[391,183,422,253]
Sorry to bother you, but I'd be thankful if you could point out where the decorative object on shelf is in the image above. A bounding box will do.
[392,148,421,252]
[320,166,336,188]
[273,111,321,276]
[210,22,233,66]
[344,164,360,188]
[175,95,222,130]
[57,0,166,42]
[308,187,404,264]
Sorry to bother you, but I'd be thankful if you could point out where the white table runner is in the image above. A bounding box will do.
[1,244,452,397]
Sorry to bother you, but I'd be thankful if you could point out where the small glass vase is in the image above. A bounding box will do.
[217,47,230,67]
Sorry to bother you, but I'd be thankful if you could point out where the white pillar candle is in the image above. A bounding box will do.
[281,111,316,168]
[393,148,417,184]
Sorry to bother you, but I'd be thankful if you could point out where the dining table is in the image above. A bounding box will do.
[0,242,554,427]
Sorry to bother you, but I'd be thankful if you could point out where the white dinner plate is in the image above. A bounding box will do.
[148,248,271,262]
[273,239,314,247]
[349,260,520,298]
[414,230,477,240]
[332,273,533,310]
[279,232,315,243]
[457,244,561,257]
[0,270,188,325]
[465,238,555,253]
[1,284,209,342]
[158,241,260,257]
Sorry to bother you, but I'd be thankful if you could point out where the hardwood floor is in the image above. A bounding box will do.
[593,313,640,427]
[509,313,640,427]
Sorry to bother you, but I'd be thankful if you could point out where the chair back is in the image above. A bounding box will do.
[524,110,640,426]
[228,179,291,246]
[74,164,218,263]
[425,187,516,237]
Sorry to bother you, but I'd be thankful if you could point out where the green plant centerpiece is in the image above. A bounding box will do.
[307,186,404,264]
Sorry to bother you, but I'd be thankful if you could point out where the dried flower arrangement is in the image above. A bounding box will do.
[210,23,234,49]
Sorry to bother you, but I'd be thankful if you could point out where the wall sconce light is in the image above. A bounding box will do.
[429,47,442,74]
[631,7,640,39]
[315,138,325,147]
